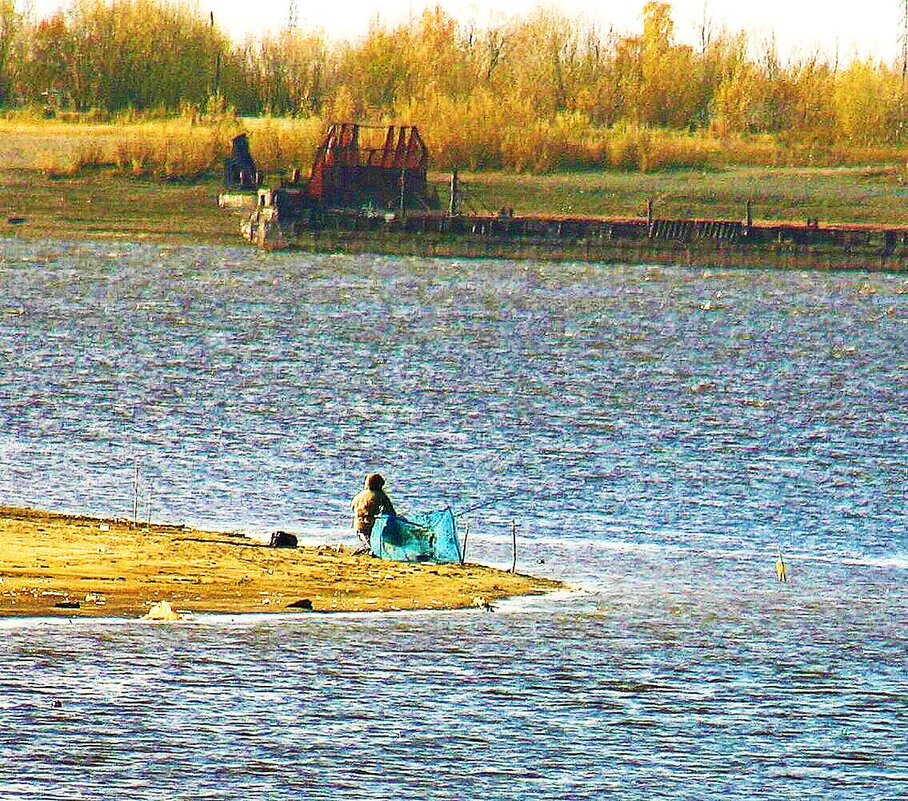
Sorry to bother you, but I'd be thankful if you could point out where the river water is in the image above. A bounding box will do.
[0,239,905,799]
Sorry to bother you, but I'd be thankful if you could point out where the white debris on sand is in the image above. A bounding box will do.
[142,599,182,621]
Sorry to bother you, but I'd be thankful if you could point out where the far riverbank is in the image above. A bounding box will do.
[3,159,908,253]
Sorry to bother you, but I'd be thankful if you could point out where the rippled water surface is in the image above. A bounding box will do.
[0,239,905,799]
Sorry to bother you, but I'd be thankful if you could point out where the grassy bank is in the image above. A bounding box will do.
[456,167,908,227]
[4,165,908,247]
[0,170,237,245]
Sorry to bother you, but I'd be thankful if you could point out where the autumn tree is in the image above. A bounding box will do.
[712,35,795,134]
[3,0,908,169]
[571,24,623,125]
[243,30,328,115]
[334,21,412,116]
[14,0,228,111]
[405,7,474,101]
[834,59,903,144]
[784,56,836,144]
[0,0,23,104]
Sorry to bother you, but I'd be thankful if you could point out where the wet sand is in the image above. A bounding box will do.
[0,506,563,618]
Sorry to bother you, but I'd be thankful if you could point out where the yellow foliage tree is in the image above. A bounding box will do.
[834,60,903,145]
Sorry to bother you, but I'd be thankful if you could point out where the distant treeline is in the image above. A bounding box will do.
[1,0,906,172]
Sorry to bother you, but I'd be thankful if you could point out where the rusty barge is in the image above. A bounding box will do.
[222,123,908,272]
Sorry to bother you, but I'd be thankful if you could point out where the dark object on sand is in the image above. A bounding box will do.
[269,530,298,548]
[286,598,313,611]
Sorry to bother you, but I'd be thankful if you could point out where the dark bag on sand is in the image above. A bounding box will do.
[269,530,298,548]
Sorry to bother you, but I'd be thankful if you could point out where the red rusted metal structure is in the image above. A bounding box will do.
[235,123,908,270]
[306,123,433,210]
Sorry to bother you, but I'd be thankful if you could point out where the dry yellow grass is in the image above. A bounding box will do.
[0,115,329,179]
[2,113,906,179]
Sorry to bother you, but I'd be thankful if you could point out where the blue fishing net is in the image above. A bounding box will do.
[370,509,462,563]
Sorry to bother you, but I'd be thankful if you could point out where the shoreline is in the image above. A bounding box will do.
[0,506,563,619]
[248,221,908,273]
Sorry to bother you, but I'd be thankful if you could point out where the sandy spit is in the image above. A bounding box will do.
[0,506,563,619]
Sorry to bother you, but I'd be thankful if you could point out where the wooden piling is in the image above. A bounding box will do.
[449,168,459,217]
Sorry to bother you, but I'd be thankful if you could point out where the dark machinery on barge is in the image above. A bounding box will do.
[223,123,908,271]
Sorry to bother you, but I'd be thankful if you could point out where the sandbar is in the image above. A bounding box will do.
[0,506,562,618]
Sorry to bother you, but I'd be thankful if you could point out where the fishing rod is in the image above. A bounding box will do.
[454,489,524,517]
[451,480,559,566]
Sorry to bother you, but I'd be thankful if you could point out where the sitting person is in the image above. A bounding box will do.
[350,473,396,554]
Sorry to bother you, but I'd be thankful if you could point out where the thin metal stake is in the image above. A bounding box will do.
[132,462,139,528]
[449,168,459,216]
[510,520,518,574]
[460,521,470,565]
[399,166,407,217]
